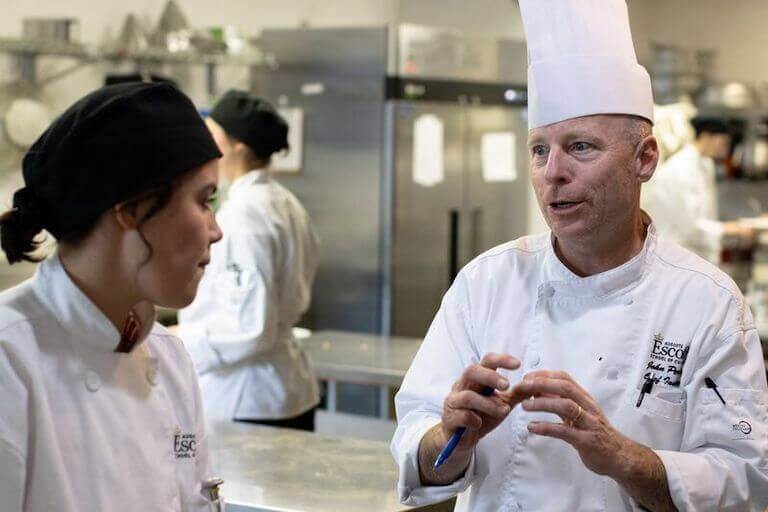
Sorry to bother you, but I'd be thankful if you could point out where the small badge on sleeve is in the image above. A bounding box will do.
[731,420,754,440]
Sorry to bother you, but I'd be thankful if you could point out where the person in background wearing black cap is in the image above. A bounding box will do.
[0,82,225,511]
[178,90,320,431]
[647,116,753,263]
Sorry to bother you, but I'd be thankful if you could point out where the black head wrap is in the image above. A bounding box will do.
[691,116,731,137]
[19,82,221,238]
[209,89,288,159]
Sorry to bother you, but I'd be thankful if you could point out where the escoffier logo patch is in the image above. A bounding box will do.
[174,428,197,459]
[642,333,689,387]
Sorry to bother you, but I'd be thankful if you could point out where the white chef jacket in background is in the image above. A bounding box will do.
[179,169,320,421]
[645,144,724,263]
[391,224,768,511]
[0,255,215,512]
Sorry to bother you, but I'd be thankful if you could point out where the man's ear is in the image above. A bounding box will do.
[635,135,660,184]
[113,202,140,231]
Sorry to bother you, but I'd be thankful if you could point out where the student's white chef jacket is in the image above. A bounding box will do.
[646,144,724,263]
[0,255,216,511]
[179,169,320,421]
[392,224,768,511]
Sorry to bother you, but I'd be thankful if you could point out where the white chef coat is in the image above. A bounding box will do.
[645,144,724,263]
[0,255,216,512]
[392,223,768,512]
[178,169,320,421]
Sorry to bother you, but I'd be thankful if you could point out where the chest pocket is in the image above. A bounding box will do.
[621,388,687,452]
[636,389,686,422]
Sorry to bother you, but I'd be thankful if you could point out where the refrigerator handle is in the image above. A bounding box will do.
[471,207,484,258]
[449,209,460,286]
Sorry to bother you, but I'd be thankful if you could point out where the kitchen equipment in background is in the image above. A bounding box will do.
[3,97,51,149]
[252,25,529,338]
[650,43,711,105]
[110,14,150,55]
[22,18,80,45]
[738,118,768,179]
[0,80,53,191]
[152,0,191,52]
[699,81,757,110]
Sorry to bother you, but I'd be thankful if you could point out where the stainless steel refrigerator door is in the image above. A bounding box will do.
[464,106,530,264]
[390,101,465,338]
[253,27,389,334]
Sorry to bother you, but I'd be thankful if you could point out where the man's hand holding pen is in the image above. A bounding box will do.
[418,353,523,485]
[440,353,523,450]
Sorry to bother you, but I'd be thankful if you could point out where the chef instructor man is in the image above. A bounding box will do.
[391,1,768,511]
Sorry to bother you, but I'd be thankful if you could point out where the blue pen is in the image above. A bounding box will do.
[433,386,496,470]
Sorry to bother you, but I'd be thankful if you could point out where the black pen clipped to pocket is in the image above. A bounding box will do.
[636,376,654,407]
[704,377,727,405]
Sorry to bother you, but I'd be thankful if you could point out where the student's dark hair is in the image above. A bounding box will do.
[0,195,46,264]
[0,178,178,265]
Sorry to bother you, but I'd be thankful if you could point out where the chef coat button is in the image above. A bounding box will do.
[624,297,634,306]
[543,286,555,298]
[606,367,619,380]
[527,352,541,368]
[517,427,528,443]
[146,367,159,386]
[84,371,101,392]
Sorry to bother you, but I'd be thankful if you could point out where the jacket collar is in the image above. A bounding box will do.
[32,254,155,352]
[542,218,657,298]
[230,168,270,191]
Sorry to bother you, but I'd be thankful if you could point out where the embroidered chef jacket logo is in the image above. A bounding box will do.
[173,430,197,459]
[731,420,753,439]
[642,333,689,387]
[227,263,244,286]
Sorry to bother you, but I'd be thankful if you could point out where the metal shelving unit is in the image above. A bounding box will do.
[0,36,271,91]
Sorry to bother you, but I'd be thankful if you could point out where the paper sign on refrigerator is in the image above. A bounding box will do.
[481,132,517,183]
[412,114,445,187]
[272,107,304,173]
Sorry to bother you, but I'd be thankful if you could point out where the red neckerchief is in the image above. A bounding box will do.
[114,310,141,353]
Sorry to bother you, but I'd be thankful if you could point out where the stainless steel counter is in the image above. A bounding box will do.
[208,422,451,512]
[301,330,422,418]
[302,330,422,388]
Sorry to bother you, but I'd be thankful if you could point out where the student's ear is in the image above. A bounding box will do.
[233,141,251,157]
[113,202,140,231]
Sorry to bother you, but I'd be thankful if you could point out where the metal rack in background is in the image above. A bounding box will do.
[0,36,271,94]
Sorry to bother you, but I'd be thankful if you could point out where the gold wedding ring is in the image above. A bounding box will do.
[568,404,583,428]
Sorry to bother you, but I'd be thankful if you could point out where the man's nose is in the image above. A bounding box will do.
[543,147,572,185]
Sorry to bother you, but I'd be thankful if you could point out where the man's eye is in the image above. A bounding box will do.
[572,142,591,152]
[532,145,547,157]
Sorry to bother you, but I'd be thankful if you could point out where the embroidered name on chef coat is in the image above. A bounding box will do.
[173,430,197,459]
[642,333,689,387]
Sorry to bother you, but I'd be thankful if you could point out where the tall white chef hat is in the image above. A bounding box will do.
[519,0,654,130]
